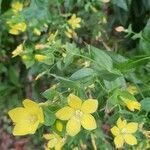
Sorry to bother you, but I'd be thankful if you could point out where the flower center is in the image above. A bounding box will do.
[51,138,58,145]
[28,114,38,124]
[121,128,126,134]
[75,110,83,120]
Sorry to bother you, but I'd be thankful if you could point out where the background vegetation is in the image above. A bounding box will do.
[0,0,150,149]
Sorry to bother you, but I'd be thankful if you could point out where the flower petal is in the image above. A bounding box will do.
[55,106,74,120]
[68,94,82,109]
[114,135,124,148]
[23,99,44,123]
[48,139,57,148]
[55,141,63,150]
[117,118,127,129]
[37,107,44,123]
[66,116,81,136]
[124,134,137,145]
[126,123,138,133]
[13,121,39,136]
[111,126,120,136]
[43,134,55,140]
[81,114,97,130]
[23,99,39,109]
[8,107,29,123]
[81,99,98,114]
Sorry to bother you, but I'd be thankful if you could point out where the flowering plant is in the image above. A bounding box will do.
[1,0,150,149]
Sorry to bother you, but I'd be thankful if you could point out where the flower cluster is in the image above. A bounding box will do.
[7,1,27,35]
[8,94,98,149]
[65,14,81,39]
[44,132,65,150]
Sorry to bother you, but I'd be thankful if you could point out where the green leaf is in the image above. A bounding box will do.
[104,77,126,92]
[139,38,150,55]
[42,88,59,100]
[107,89,119,106]
[50,74,79,89]
[91,46,113,71]
[98,69,122,81]
[23,56,35,68]
[70,68,95,81]
[42,53,54,65]
[140,98,150,112]
[142,19,150,42]
[64,43,79,67]
[8,66,20,86]
[118,90,136,101]
[116,55,150,71]
[112,0,128,11]
[43,107,56,126]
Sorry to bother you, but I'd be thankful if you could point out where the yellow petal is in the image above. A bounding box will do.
[11,1,23,12]
[81,114,97,130]
[111,126,120,136]
[76,18,81,23]
[117,118,127,129]
[37,107,44,123]
[8,107,29,123]
[66,116,81,136]
[13,121,39,136]
[114,135,124,148]
[23,99,39,109]
[48,138,57,148]
[55,106,75,120]
[43,134,55,140]
[35,54,46,61]
[126,123,138,133]
[81,99,98,114]
[65,31,72,38]
[9,28,19,35]
[125,100,141,111]
[23,99,44,123]
[127,85,138,95]
[124,134,137,145]
[68,94,82,109]
[29,121,39,134]
[55,141,63,150]
[13,123,29,136]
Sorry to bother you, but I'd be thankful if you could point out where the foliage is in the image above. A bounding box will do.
[0,0,150,149]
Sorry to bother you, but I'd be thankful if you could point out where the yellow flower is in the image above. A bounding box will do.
[67,14,81,29]
[111,118,138,148]
[127,85,138,95]
[143,130,150,139]
[12,43,24,57]
[11,1,23,13]
[35,54,46,62]
[47,30,58,44]
[8,99,44,136]
[9,28,20,35]
[43,132,65,150]
[35,44,49,50]
[33,28,41,36]
[123,99,141,111]
[65,28,77,39]
[56,94,98,136]
[9,22,27,35]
